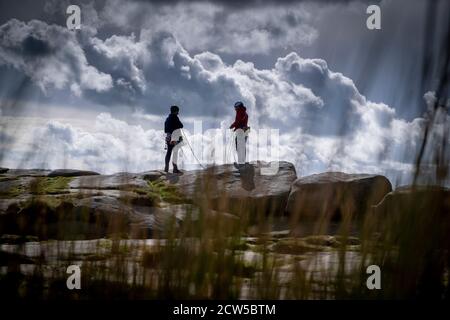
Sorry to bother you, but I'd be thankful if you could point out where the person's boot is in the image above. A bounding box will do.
[173,163,181,174]
[164,164,169,173]
[233,162,244,170]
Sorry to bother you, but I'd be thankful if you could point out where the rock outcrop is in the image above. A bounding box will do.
[1,169,50,177]
[0,164,402,240]
[68,172,149,190]
[286,172,392,221]
[171,161,297,217]
[129,204,239,238]
[48,169,100,177]
[371,185,450,253]
[0,162,295,239]
[373,185,450,219]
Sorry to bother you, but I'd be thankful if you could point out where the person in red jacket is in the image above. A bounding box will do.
[230,101,248,131]
[229,101,249,167]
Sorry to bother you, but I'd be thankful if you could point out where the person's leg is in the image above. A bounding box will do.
[236,129,246,164]
[172,144,179,165]
[233,136,238,168]
[165,143,173,172]
[172,143,181,173]
[244,136,248,163]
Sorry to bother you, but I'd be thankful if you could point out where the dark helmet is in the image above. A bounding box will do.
[234,101,244,108]
[170,105,179,113]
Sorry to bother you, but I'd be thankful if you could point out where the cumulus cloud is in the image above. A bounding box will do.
[99,0,317,55]
[89,33,149,94]
[0,1,447,186]
[0,107,434,186]
[0,19,112,95]
[0,6,421,138]
[0,113,163,173]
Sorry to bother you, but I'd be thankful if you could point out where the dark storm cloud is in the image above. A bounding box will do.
[0,0,446,126]
[0,18,112,100]
[0,0,379,29]
[296,0,450,121]
[131,0,378,7]
[0,0,434,130]
[0,11,392,140]
[22,35,53,56]
[0,0,447,185]
[0,0,91,25]
[86,31,244,117]
[275,53,364,136]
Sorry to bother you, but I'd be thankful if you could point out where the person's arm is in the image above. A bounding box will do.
[229,112,239,129]
[175,116,183,129]
[164,118,170,133]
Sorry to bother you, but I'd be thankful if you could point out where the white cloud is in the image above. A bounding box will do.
[0,113,164,174]
[0,107,431,187]
[0,19,112,95]
[99,0,317,55]
[89,33,149,93]
[0,11,447,186]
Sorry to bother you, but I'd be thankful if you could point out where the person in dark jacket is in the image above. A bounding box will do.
[229,101,249,166]
[164,105,184,173]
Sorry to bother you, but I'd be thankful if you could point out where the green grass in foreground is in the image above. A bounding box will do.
[29,177,73,194]
[0,184,448,300]
[132,179,188,206]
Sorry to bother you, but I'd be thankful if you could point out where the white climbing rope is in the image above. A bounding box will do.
[179,129,244,169]
[180,129,206,169]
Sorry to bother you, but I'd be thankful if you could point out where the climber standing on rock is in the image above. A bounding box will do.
[164,105,184,174]
[229,101,249,168]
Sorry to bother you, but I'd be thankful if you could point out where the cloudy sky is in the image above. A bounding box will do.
[0,0,449,185]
